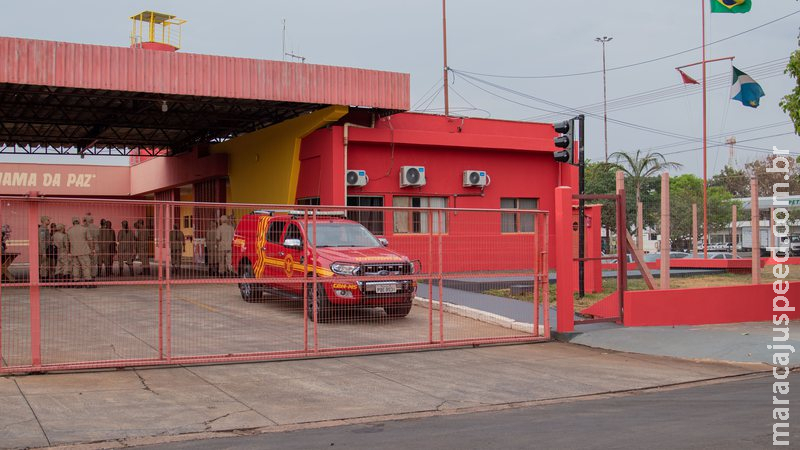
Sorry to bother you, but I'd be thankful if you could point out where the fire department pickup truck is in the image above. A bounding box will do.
[232,210,417,319]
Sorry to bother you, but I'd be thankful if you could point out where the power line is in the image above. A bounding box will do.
[523,58,788,121]
[411,76,444,111]
[451,9,800,79]
[453,71,797,156]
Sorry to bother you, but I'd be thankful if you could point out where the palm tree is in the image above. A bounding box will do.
[607,149,683,203]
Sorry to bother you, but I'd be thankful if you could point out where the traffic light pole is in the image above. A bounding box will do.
[577,115,585,299]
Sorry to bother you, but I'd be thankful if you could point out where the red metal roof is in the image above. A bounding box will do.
[0,37,409,110]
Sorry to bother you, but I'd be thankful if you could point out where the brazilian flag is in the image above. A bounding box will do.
[710,0,752,13]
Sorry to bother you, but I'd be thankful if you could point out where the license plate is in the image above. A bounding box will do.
[375,283,397,294]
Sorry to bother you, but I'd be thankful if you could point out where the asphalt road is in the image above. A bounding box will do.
[135,373,797,450]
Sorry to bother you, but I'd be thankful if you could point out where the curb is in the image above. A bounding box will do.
[412,297,546,336]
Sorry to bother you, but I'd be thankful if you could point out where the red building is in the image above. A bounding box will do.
[298,113,576,269]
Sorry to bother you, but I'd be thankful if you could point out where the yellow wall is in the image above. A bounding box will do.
[211,105,348,204]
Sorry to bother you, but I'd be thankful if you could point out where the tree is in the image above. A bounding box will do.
[608,150,683,204]
[584,160,659,234]
[584,160,617,230]
[709,166,750,197]
[780,38,800,135]
[669,174,739,250]
[744,154,800,197]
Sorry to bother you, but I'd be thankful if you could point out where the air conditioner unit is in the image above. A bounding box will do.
[463,170,488,187]
[346,169,368,187]
[400,166,426,187]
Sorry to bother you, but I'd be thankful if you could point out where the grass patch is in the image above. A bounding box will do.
[483,265,800,313]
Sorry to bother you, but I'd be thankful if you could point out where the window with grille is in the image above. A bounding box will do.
[501,198,538,233]
[393,196,447,234]
[296,197,320,206]
[347,196,384,235]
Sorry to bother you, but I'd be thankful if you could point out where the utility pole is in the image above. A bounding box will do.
[595,36,612,163]
[442,0,450,117]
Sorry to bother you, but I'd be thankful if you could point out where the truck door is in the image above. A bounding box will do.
[282,222,307,294]
[258,218,287,280]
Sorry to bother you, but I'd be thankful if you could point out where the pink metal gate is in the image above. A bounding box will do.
[0,197,549,374]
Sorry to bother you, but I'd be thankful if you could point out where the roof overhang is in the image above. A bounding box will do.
[0,37,409,156]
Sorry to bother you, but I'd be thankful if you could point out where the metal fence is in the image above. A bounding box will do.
[0,197,549,373]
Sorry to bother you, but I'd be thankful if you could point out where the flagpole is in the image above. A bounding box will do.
[701,0,709,259]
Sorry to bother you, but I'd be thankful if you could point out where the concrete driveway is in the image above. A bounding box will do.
[0,342,765,449]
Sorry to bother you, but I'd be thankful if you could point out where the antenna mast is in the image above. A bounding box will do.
[726,137,737,168]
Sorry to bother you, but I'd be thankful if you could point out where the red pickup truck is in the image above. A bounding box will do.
[232,211,417,319]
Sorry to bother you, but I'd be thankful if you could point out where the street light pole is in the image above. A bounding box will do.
[595,36,612,163]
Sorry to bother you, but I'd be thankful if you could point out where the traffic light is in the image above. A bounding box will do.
[552,118,575,165]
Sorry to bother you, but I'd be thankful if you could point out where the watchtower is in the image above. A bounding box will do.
[130,11,186,52]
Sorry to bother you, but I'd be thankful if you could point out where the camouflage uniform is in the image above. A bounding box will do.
[52,224,71,278]
[67,217,93,284]
[216,216,235,275]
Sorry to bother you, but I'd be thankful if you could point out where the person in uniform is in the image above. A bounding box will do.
[98,219,116,277]
[206,219,219,277]
[47,222,58,278]
[217,215,235,276]
[169,224,185,275]
[67,217,94,287]
[38,216,51,281]
[84,215,100,277]
[52,224,70,280]
[134,219,152,276]
[117,220,135,276]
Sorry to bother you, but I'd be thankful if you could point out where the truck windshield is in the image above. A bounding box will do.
[306,222,381,248]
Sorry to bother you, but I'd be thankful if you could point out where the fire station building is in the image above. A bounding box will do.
[0,16,576,269]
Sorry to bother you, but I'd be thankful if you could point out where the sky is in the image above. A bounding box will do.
[0,0,799,176]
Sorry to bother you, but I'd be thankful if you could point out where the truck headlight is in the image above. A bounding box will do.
[331,262,359,275]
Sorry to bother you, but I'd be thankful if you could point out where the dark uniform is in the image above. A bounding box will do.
[134,220,152,276]
[38,216,51,280]
[117,221,135,276]
[206,221,218,276]
[169,225,185,274]
[98,220,116,277]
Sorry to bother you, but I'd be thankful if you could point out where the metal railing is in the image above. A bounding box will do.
[0,197,549,374]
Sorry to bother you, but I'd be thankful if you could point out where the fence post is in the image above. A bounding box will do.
[636,202,643,250]
[27,195,41,367]
[692,203,698,258]
[660,173,670,289]
[615,171,626,322]
[555,186,574,333]
[732,204,738,258]
[751,177,761,284]
[541,213,550,337]
[769,207,775,250]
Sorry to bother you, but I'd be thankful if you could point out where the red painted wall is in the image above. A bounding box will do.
[298,113,572,271]
[623,282,800,326]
